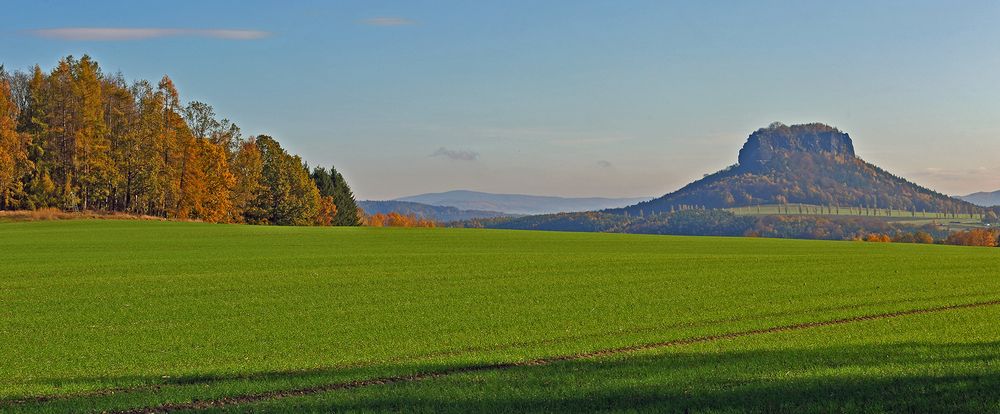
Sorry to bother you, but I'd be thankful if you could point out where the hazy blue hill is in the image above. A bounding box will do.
[358,200,513,222]
[959,190,1000,207]
[396,190,652,215]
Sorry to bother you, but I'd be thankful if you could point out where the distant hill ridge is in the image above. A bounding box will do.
[358,200,512,222]
[959,190,1000,207]
[614,122,976,216]
[397,190,652,215]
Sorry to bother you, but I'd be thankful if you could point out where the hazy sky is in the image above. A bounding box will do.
[3,0,999,200]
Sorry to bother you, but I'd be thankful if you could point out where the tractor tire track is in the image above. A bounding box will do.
[114,298,1000,414]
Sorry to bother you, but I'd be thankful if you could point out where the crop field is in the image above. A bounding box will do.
[2,220,1000,412]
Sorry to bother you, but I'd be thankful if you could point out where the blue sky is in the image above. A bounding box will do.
[3,1,999,199]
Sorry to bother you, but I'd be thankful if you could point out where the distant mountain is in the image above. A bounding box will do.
[358,200,512,222]
[959,190,1000,207]
[475,122,982,237]
[396,190,652,215]
[613,122,976,216]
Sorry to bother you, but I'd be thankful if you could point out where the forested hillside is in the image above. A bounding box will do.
[456,208,999,245]
[0,56,358,225]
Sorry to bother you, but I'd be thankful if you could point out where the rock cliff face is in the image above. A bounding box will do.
[737,122,855,171]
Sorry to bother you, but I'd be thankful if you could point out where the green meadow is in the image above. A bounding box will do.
[2,220,999,412]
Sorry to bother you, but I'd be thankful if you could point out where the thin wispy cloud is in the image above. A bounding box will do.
[597,160,613,168]
[27,28,270,41]
[431,147,479,161]
[905,166,1000,195]
[550,136,631,146]
[361,17,416,26]
[908,166,993,181]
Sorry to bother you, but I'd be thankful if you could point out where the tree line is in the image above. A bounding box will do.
[0,55,359,225]
[462,208,1000,246]
[362,212,437,227]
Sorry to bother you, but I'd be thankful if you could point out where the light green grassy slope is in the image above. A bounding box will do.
[726,204,985,229]
[727,203,981,220]
[1,220,998,412]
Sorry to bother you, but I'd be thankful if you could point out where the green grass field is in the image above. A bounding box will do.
[229,305,1000,413]
[2,220,999,412]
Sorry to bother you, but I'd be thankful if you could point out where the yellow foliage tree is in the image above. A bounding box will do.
[0,76,32,208]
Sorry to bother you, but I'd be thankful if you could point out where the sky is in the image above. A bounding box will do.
[3,0,999,200]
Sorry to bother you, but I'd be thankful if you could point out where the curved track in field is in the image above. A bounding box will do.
[113,298,1000,413]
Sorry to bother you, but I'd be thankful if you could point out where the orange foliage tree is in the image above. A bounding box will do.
[362,211,436,228]
[864,233,891,243]
[0,74,32,208]
[314,195,338,226]
[1,56,359,226]
[945,229,999,247]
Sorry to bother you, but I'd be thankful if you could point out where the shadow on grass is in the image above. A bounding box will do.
[238,341,1000,413]
[7,341,1000,413]
[14,291,994,398]
[11,293,998,411]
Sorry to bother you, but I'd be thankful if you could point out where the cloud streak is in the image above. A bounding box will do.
[430,147,479,161]
[904,166,1000,195]
[361,17,416,26]
[907,166,995,181]
[27,28,270,41]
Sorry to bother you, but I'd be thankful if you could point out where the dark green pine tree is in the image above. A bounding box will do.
[330,167,360,226]
[310,166,360,226]
[310,166,336,197]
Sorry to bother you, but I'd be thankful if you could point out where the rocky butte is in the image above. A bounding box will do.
[613,122,976,215]
[737,122,855,172]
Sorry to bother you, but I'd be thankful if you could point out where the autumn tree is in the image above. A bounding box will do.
[1,56,348,227]
[314,195,338,226]
[946,229,999,247]
[230,138,267,223]
[101,73,136,211]
[36,59,78,208]
[0,71,32,208]
[14,67,58,210]
[184,101,241,156]
[361,211,436,227]
[254,135,320,225]
[71,56,112,210]
[913,231,934,244]
[364,212,387,227]
[192,139,235,222]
